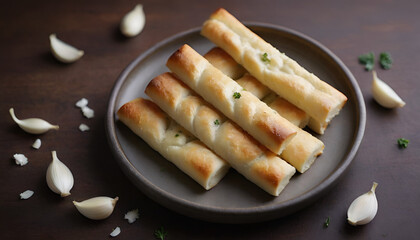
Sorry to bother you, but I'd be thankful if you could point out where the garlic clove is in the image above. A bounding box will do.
[32,138,42,149]
[110,227,121,237]
[73,196,119,220]
[347,182,378,226]
[120,4,146,37]
[372,71,405,108]
[9,108,59,134]
[46,151,74,197]
[49,34,84,63]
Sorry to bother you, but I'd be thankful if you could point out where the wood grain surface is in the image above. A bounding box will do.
[1,0,419,239]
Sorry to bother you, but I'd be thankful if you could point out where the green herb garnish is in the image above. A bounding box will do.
[233,92,241,99]
[358,52,375,71]
[380,52,393,69]
[175,133,180,137]
[397,138,409,148]
[154,226,167,240]
[214,119,220,125]
[261,52,271,63]
[324,217,330,228]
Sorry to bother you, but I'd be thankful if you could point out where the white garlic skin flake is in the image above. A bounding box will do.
[20,190,34,200]
[9,108,59,134]
[73,196,119,220]
[120,4,146,37]
[110,227,121,237]
[50,34,84,63]
[46,151,74,197]
[347,182,379,226]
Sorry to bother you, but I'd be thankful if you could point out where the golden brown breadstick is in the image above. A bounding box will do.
[146,73,295,196]
[201,8,347,131]
[166,44,297,155]
[117,98,229,190]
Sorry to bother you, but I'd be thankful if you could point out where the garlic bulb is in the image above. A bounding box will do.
[120,4,145,37]
[372,71,405,108]
[46,151,74,197]
[50,34,84,63]
[9,108,59,134]
[347,182,378,226]
[73,196,119,220]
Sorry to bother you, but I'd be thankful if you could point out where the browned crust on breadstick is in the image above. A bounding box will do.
[166,44,297,155]
[117,98,229,190]
[146,72,296,196]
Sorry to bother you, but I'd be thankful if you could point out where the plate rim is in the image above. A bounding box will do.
[105,22,366,223]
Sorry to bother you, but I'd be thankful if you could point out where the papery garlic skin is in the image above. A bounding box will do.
[347,182,378,226]
[73,196,119,220]
[9,108,59,134]
[120,4,145,37]
[372,71,405,108]
[46,151,74,197]
[50,34,84,63]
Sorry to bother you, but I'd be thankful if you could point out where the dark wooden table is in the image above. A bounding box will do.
[1,0,419,239]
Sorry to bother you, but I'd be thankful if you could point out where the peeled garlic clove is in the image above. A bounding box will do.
[120,4,145,37]
[110,227,121,237]
[9,108,59,134]
[73,196,119,220]
[46,151,74,197]
[50,34,84,63]
[347,182,378,226]
[372,71,405,108]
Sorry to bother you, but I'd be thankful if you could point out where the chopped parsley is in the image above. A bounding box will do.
[358,52,375,71]
[397,138,409,148]
[324,217,330,228]
[214,119,220,125]
[233,92,241,99]
[380,52,393,69]
[261,52,271,63]
[175,133,180,137]
[154,226,167,240]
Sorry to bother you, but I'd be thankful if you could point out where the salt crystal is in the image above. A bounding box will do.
[20,190,34,199]
[81,106,94,119]
[75,98,88,108]
[124,209,139,223]
[14,154,28,166]
[79,124,90,132]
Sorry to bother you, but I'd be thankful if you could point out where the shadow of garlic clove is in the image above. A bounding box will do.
[46,151,74,197]
[347,182,378,226]
[49,34,84,63]
[73,196,119,220]
[120,4,145,37]
[9,108,59,134]
[372,71,405,108]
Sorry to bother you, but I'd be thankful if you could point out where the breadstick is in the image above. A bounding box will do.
[203,48,324,172]
[204,47,310,128]
[201,8,347,128]
[146,73,295,196]
[166,44,297,155]
[117,98,229,190]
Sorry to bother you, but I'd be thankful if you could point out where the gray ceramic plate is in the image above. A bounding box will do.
[106,23,366,223]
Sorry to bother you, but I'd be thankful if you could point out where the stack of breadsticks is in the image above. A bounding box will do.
[117,8,347,196]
